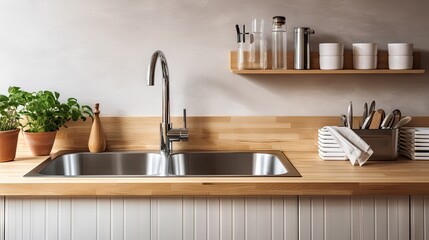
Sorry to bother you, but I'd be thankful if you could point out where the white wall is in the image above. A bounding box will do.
[0,0,428,116]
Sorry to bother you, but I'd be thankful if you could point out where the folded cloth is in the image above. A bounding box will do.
[326,126,373,166]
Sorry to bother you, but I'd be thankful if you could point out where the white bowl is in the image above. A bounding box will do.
[389,56,413,70]
[353,55,377,69]
[353,43,378,56]
[320,56,344,70]
[388,43,413,56]
[319,43,344,56]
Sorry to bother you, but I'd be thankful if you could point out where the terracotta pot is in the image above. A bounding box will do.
[23,131,57,156]
[0,129,20,162]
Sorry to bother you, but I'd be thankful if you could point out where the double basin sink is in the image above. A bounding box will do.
[24,151,301,177]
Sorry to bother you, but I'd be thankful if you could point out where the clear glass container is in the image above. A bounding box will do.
[272,16,287,70]
[249,19,267,69]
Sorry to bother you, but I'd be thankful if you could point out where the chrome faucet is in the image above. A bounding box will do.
[147,50,188,154]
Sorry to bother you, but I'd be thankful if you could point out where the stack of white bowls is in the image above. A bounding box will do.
[319,43,344,70]
[388,43,413,70]
[353,43,378,69]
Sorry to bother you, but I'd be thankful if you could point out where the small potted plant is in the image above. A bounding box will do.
[14,87,93,156]
[0,87,21,162]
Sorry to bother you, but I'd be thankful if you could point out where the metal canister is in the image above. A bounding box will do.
[294,27,315,70]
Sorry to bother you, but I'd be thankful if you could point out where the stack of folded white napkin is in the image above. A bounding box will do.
[399,127,429,160]
[318,126,373,166]
[318,128,348,160]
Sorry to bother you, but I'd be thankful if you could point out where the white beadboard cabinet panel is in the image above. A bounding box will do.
[285,196,299,240]
[245,197,257,240]
[71,198,97,240]
[298,196,410,240]
[96,198,111,240]
[195,197,208,240]
[46,198,59,240]
[182,197,194,240]
[0,197,4,240]
[154,197,183,240]
[220,197,232,240]
[3,195,413,240]
[299,196,312,240]
[31,197,47,240]
[411,195,429,240]
[207,197,220,240]
[388,196,410,240]
[325,196,352,240]
[111,198,125,240]
[232,197,245,240]
[124,198,151,240]
[310,196,324,240]
[271,197,284,240]
[375,197,388,240]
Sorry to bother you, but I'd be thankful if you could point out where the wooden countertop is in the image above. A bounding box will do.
[1,151,429,196]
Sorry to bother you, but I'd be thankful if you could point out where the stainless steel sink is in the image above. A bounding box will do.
[24,151,300,177]
[169,151,300,177]
[25,152,163,177]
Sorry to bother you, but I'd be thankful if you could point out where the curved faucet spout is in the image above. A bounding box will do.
[146,50,188,154]
[147,50,170,126]
[147,50,169,86]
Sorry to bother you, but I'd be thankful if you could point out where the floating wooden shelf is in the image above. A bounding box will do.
[230,51,425,75]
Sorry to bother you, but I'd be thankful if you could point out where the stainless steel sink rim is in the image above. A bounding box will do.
[24,150,301,177]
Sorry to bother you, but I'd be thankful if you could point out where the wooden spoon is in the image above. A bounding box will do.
[369,109,384,129]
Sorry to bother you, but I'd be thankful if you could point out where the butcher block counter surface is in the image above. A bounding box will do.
[1,151,428,196]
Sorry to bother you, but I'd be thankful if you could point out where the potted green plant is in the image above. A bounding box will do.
[0,87,22,162]
[14,87,93,156]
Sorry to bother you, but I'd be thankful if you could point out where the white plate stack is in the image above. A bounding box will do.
[399,127,429,160]
[318,128,348,160]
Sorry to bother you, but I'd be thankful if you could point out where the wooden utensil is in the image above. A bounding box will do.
[88,103,107,153]
[369,109,384,129]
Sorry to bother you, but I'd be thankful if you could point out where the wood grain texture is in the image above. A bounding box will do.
[230,51,424,74]
[1,116,429,196]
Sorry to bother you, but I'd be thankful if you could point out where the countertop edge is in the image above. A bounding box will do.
[1,182,429,196]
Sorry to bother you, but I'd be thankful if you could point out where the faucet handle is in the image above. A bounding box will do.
[183,108,187,129]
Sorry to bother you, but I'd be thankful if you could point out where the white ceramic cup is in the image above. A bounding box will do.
[389,56,413,70]
[320,56,344,70]
[353,55,377,69]
[388,43,413,56]
[319,43,344,56]
[352,43,378,56]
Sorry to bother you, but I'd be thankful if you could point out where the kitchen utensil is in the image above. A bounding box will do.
[361,111,375,129]
[379,109,385,121]
[340,114,347,127]
[369,109,384,129]
[389,109,402,129]
[347,101,353,129]
[235,24,249,70]
[369,101,376,114]
[381,112,394,129]
[393,116,412,129]
[362,103,368,126]
[88,103,107,153]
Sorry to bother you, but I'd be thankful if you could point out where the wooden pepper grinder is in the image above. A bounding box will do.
[88,103,107,153]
